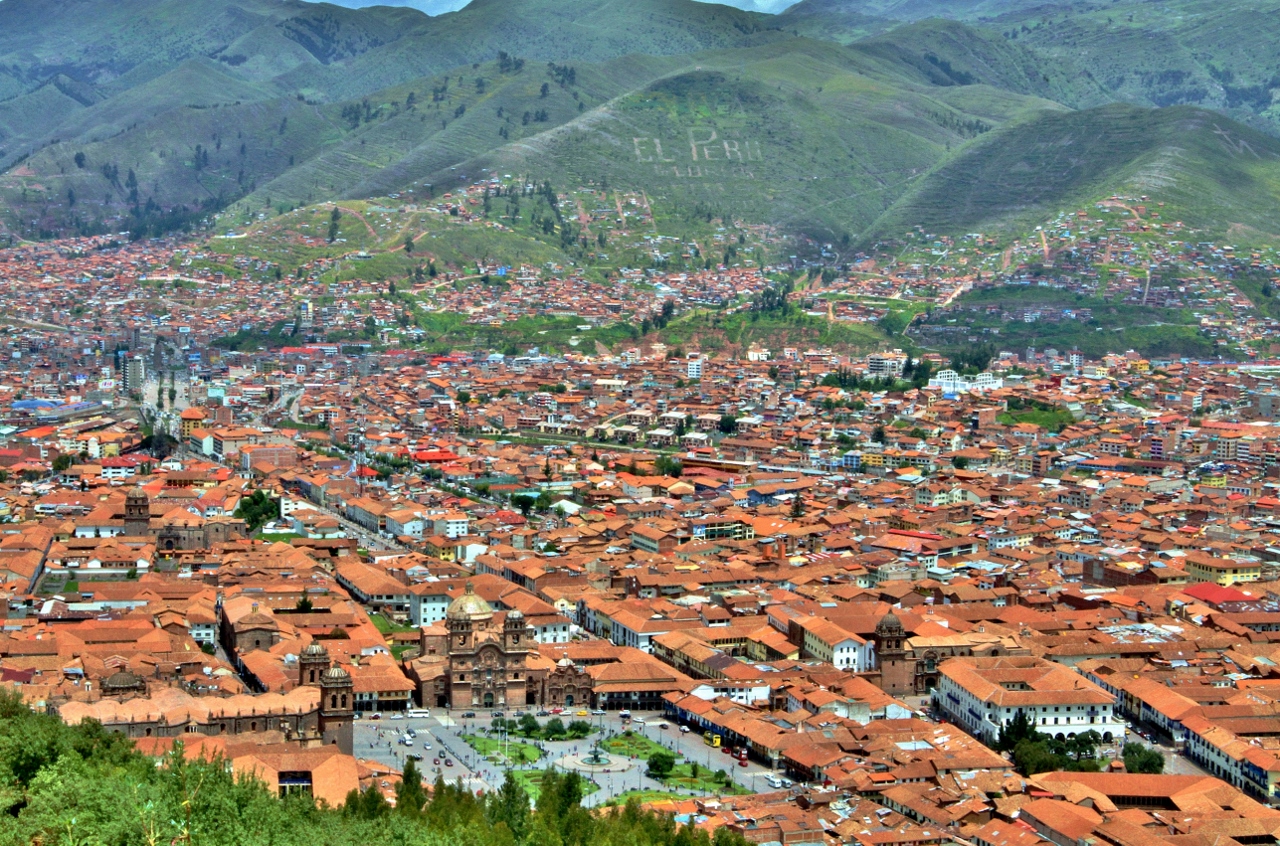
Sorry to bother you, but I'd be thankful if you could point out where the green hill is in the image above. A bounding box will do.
[848,19,1111,108]
[429,38,1062,240]
[4,0,1280,245]
[992,0,1280,137]
[871,103,1280,238]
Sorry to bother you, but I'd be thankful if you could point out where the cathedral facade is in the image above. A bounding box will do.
[409,582,540,709]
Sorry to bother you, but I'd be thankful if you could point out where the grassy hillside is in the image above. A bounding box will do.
[849,19,1111,108]
[770,0,895,43]
[997,0,1280,137]
[5,0,1280,247]
[912,284,1220,359]
[871,103,1280,239]
[447,38,1060,241]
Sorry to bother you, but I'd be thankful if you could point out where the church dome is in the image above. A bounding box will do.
[104,670,142,689]
[507,607,524,620]
[876,611,903,634]
[302,642,329,658]
[320,666,351,685]
[125,486,148,501]
[446,582,492,622]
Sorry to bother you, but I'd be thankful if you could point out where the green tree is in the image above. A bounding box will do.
[718,414,737,434]
[327,206,341,243]
[646,749,675,779]
[486,770,531,841]
[543,717,565,739]
[236,489,281,532]
[1123,742,1165,774]
[396,756,428,817]
[996,709,1039,752]
[52,454,74,473]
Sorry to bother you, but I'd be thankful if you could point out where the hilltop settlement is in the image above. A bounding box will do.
[9,197,1280,846]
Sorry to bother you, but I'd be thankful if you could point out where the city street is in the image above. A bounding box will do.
[354,708,781,805]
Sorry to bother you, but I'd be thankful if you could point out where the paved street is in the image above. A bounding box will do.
[354,708,780,805]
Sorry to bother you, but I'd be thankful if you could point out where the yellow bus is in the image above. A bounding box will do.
[703,731,721,748]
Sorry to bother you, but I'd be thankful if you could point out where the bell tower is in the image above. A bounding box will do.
[299,642,330,687]
[123,487,151,537]
[876,611,912,695]
[319,666,354,754]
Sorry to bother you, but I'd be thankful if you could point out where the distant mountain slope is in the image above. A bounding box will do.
[316,0,467,16]
[999,0,1280,137]
[435,38,1063,239]
[870,103,1280,237]
[769,0,1063,22]
[847,19,1111,108]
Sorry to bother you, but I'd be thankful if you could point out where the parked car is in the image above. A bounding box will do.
[575,710,588,717]
[444,759,454,767]
[423,742,433,750]
[680,726,691,733]
[536,710,551,717]
[390,713,404,720]
[370,713,382,720]
[461,711,477,718]
[591,709,606,716]
[433,759,441,766]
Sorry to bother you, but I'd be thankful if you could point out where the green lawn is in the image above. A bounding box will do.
[370,613,415,635]
[463,734,543,766]
[661,762,751,795]
[604,732,670,760]
[512,770,599,804]
[997,409,1077,433]
[601,790,687,806]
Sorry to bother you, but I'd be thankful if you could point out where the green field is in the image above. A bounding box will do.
[661,762,751,795]
[370,613,416,635]
[604,732,670,760]
[463,734,543,766]
[600,790,687,806]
